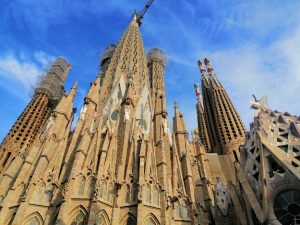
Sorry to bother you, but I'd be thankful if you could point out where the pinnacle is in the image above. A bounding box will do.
[203,58,214,75]
[174,100,178,109]
[72,81,78,89]
[197,60,206,77]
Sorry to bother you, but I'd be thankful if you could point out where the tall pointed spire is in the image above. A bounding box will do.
[198,59,222,153]
[0,83,77,224]
[0,57,71,174]
[173,101,188,157]
[203,58,246,156]
[194,83,211,152]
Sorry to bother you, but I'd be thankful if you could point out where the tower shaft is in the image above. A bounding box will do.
[194,83,211,152]
[198,59,245,156]
[0,93,50,172]
[0,58,71,173]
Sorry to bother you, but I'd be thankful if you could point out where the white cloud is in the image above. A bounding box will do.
[0,54,40,88]
[151,0,300,133]
[0,51,54,99]
[207,25,300,128]
[34,51,55,67]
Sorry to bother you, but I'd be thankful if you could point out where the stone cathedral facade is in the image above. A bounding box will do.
[0,11,300,225]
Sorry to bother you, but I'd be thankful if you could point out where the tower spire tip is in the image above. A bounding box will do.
[174,100,178,109]
[204,58,214,74]
[72,81,78,89]
[197,59,206,76]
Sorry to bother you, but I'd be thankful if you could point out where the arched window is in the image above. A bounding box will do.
[95,210,110,225]
[145,220,156,225]
[23,212,44,225]
[78,176,86,196]
[151,186,159,206]
[144,184,151,203]
[26,217,40,225]
[95,213,108,225]
[70,211,86,225]
[126,217,136,225]
[273,190,300,224]
[125,185,130,203]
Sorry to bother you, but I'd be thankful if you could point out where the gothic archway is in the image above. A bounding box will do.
[68,205,88,225]
[23,212,43,225]
[120,213,137,225]
[143,213,160,225]
[95,210,110,225]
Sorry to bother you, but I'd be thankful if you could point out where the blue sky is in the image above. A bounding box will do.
[1,0,300,140]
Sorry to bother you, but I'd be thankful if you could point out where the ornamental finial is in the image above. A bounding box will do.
[197,60,206,77]
[204,58,214,75]
[194,84,201,98]
[174,100,178,109]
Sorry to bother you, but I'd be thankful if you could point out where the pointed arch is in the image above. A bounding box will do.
[23,212,43,225]
[120,212,137,225]
[143,213,160,225]
[95,209,110,225]
[68,205,88,225]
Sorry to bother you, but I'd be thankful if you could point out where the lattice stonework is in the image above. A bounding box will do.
[0,58,70,174]
[242,105,300,224]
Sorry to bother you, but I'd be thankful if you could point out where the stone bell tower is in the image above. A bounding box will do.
[0,57,71,173]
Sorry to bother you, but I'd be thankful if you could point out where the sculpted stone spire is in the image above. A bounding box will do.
[194,83,211,152]
[0,57,71,174]
[0,83,77,224]
[2,2,295,224]
[198,59,221,153]
[173,101,188,158]
[203,58,245,156]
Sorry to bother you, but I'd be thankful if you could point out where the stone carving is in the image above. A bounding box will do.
[79,104,88,120]
[214,177,230,216]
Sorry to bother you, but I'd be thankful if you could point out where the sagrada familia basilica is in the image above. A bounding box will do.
[0,2,299,225]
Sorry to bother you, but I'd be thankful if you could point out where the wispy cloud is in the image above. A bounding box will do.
[0,51,54,99]
[142,0,300,133]
[0,54,40,87]
[1,0,300,138]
